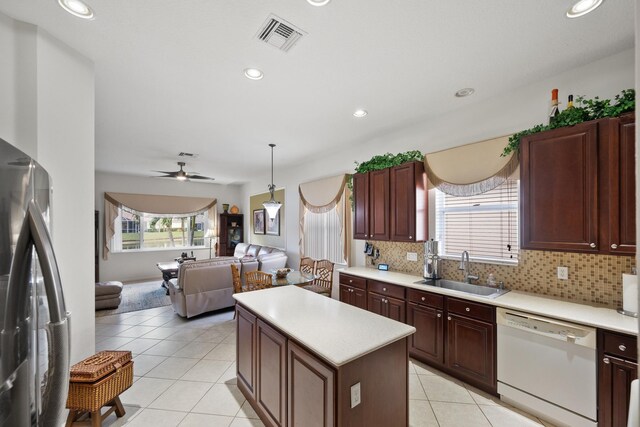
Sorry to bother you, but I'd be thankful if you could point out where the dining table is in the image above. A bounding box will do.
[271,270,315,287]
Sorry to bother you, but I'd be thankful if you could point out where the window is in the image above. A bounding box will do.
[113,206,208,252]
[303,208,346,264]
[435,179,519,263]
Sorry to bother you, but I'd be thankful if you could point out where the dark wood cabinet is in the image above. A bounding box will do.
[353,172,370,240]
[288,341,335,427]
[521,121,599,252]
[446,313,495,389]
[352,161,427,242]
[598,330,638,427]
[607,114,636,255]
[218,213,243,256]
[407,302,444,365]
[521,114,636,255]
[367,292,406,323]
[256,320,287,427]
[390,162,427,242]
[369,168,390,241]
[339,284,367,310]
[236,305,257,398]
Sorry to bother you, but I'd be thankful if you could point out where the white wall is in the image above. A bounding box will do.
[0,12,95,364]
[95,171,243,282]
[241,48,636,272]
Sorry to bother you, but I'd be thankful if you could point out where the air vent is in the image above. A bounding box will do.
[178,152,199,158]
[256,14,306,53]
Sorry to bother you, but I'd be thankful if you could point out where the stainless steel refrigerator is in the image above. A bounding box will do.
[0,139,70,426]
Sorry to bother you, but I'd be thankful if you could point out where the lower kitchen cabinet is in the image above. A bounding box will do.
[288,341,335,427]
[407,302,444,364]
[257,320,287,427]
[446,313,496,389]
[367,292,406,322]
[598,330,638,427]
[237,305,257,397]
[339,284,367,310]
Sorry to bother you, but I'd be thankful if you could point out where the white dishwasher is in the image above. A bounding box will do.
[497,308,597,427]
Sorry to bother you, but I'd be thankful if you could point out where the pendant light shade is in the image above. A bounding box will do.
[263,144,281,219]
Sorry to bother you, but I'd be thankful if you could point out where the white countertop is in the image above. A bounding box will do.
[233,285,416,367]
[341,267,639,336]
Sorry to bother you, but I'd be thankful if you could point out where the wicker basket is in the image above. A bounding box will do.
[66,351,134,412]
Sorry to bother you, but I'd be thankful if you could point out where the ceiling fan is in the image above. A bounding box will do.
[152,162,214,181]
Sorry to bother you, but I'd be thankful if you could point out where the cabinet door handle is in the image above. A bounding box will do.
[364,234,368,238]
[611,244,618,249]
[409,236,412,239]
[437,313,441,318]
[447,316,451,321]
[349,279,353,283]
[603,357,610,364]
[590,243,596,248]
[619,344,627,352]
[465,307,470,312]
[383,287,387,292]
[421,297,426,301]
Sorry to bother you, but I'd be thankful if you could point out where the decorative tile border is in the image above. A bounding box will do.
[366,241,635,308]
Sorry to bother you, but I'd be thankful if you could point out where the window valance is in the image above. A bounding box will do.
[104,192,216,216]
[424,135,518,197]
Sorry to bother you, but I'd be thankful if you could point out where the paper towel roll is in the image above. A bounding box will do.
[623,273,638,314]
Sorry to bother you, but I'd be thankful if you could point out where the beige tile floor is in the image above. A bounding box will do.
[93,305,556,427]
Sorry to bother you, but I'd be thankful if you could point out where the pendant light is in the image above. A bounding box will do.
[263,143,281,219]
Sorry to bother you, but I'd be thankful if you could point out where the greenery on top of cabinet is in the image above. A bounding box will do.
[502,89,635,157]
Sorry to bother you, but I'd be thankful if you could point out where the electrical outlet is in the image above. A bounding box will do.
[350,382,361,408]
[407,252,418,262]
[557,266,569,280]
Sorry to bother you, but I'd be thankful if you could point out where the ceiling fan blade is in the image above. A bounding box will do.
[188,175,215,180]
[152,170,178,176]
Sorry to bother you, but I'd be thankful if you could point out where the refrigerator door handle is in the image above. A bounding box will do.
[26,201,70,427]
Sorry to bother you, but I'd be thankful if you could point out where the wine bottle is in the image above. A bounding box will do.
[549,89,560,125]
[567,94,574,109]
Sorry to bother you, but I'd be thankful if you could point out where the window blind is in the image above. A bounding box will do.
[435,179,519,262]
[303,208,346,264]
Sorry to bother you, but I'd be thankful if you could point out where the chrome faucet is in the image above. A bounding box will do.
[459,251,479,284]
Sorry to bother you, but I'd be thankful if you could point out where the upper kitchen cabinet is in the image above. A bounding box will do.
[353,161,428,242]
[390,162,428,242]
[520,115,636,255]
[520,121,599,253]
[606,113,636,255]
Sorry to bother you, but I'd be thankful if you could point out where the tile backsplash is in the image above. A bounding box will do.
[366,241,635,309]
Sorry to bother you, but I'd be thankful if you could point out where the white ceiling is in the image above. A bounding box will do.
[0,0,634,184]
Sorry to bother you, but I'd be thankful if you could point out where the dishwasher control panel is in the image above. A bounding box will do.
[497,308,597,348]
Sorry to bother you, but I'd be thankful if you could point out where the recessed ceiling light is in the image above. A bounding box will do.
[353,109,368,118]
[307,0,331,6]
[244,68,264,80]
[566,0,603,18]
[57,0,95,20]
[455,88,475,98]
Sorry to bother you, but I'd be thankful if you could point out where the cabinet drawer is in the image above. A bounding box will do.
[339,273,366,290]
[446,297,494,323]
[368,280,405,299]
[603,330,637,361]
[407,288,443,309]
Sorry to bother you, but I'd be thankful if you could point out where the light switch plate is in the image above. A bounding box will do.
[350,382,361,408]
[407,252,418,262]
[557,266,569,280]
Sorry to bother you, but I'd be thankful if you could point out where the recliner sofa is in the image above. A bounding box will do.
[167,244,288,318]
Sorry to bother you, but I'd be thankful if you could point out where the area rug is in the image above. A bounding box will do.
[95,281,171,317]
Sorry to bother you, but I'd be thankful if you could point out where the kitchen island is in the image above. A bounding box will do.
[233,285,415,427]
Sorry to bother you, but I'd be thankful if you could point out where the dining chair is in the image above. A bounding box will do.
[299,257,316,276]
[245,271,273,291]
[230,263,243,318]
[303,259,334,297]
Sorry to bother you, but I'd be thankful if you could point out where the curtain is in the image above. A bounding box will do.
[298,174,351,265]
[103,192,217,259]
[424,135,518,196]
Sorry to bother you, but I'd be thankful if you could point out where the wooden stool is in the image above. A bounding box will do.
[66,351,133,427]
[65,396,125,427]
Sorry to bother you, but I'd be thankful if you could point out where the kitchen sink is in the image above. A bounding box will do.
[413,279,510,299]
